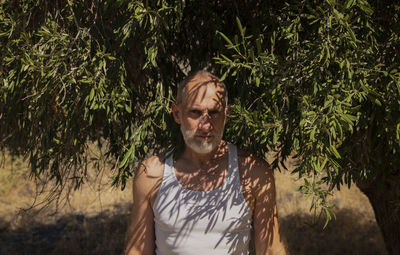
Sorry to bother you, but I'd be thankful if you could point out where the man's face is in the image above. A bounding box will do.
[173,74,228,154]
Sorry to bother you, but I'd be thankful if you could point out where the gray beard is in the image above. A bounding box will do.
[180,125,224,154]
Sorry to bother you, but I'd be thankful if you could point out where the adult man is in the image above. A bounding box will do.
[125,71,286,255]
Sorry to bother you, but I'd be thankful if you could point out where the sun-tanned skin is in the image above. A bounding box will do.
[125,71,286,255]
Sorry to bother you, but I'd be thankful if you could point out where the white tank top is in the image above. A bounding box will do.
[153,143,252,255]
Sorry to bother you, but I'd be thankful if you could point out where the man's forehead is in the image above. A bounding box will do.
[182,87,225,109]
[186,73,224,89]
[183,74,225,102]
[187,101,223,109]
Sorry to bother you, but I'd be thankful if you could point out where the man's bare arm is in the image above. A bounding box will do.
[252,160,287,255]
[124,157,162,255]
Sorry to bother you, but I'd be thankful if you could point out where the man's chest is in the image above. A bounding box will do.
[173,158,229,192]
[154,185,252,233]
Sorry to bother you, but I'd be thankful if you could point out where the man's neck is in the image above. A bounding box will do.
[180,141,228,169]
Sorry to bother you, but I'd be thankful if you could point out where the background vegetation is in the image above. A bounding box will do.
[1,0,399,253]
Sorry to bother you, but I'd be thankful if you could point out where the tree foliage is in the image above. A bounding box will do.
[1,0,400,253]
[217,0,400,219]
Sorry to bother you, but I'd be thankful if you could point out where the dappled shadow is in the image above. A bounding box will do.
[152,143,254,254]
[178,70,227,107]
[0,204,131,255]
[124,142,277,254]
[280,208,388,255]
[0,206,387,255]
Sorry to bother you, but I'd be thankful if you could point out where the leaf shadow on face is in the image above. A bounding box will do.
[182,74,227,111]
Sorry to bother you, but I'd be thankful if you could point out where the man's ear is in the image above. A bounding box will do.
[172,103,181,124]
[224,105,231,123]
[225,105,231,116]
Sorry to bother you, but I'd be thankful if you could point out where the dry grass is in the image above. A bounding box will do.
[0,151,387,255]
[275,170,387,255]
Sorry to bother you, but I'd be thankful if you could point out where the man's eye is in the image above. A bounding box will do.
[209,110,219,115]
[191,110,202,115]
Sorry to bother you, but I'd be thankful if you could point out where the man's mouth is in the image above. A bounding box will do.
[196,134,213,139]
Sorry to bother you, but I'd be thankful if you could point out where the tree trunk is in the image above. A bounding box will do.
[357,175,400,255]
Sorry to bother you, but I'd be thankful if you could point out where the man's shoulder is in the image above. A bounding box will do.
[236,148,274,185]
[132,154,165,198]
[235,147,276,209]
[137,154,165,179]
[237,148,272,173]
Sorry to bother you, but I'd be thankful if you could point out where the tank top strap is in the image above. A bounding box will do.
[226,142,239,186]
[163,152,175,178]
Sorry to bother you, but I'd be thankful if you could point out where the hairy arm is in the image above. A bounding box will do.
[124,157,162,255]
[251,160,287,255]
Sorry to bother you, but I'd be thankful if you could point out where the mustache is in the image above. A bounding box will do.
[195,132,214,136]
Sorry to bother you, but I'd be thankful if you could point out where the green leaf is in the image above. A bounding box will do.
[119,144,135,169]
[330,145,341,159]
[236,17,245,38]
[125,104,132,113]
[89,88,95,101]
[217,31,233,46]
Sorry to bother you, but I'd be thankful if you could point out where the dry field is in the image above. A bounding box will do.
[0,152,387,255]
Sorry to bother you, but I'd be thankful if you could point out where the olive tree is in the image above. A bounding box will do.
[0,0,399,253]
[216,1,400,253]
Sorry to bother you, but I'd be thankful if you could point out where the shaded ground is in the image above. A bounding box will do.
[0,206,386,255]
[281,209,387,255]
[0,153,388,255]
[0,205,130,255]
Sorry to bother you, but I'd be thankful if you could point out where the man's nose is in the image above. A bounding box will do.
[198,114,212,131]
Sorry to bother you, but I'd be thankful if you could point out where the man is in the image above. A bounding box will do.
[125,71,286,255]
